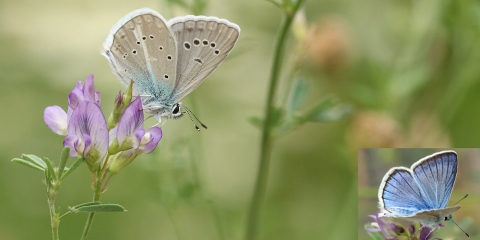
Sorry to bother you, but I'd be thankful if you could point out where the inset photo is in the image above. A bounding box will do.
[358,149,479,240]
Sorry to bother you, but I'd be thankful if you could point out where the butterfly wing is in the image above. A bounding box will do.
[400,206,460,226]
[379,167,432,217]
[167,16,240,102]
[411,151,458,209]
[102,8,178,107]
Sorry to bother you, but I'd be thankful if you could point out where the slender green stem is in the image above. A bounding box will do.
[244,1,305,240]
[80,172,103,240]
[47,180,60,240]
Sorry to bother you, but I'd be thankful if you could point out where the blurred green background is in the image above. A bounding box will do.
[358,149,480,240]
[2,0,480,239]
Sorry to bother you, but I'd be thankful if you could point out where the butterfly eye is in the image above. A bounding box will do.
[172,104,180,114]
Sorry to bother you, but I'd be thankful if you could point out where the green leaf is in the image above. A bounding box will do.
[71,201,101,209]
[11,158,45,172]
[287,78,309,114]
[248,116,263,129]
[43,157,58,181]
[23,154,47,169]
[60,158,85,181]
[57,147,70,179]
[305,98,353,122]
[249,108,285,130]
[76,203,126,213]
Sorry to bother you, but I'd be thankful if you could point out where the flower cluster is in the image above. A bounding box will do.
[44,75,162,173]
[365,212,440,240]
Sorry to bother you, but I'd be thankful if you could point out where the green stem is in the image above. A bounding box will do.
[80,172,103,240]
[47,180,60,240]
[244,1,305,240]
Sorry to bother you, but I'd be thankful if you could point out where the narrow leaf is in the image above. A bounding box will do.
[248,116,263,129]
[22,154,47,169]
[71,201,101,210]
[60,158,85,181]
[43,157,57,181]
[74,201,102,208]
[12,158,45,172]
[302,97,353,123]
[287,78,309,114]
[76,203,126,213]
[57,147,70,179]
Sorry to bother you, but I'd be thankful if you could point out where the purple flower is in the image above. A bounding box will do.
[108,97,162,174]
[44,75,100,135]
[64,100,109,171]
[44,75,162,174]
[364,212,442,240]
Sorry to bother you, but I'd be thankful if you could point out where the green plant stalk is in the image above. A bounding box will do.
[47,179,60,240]
[80,171,103,240]
[244,1,305,239]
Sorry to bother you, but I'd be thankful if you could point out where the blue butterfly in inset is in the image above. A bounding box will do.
[378,150,461,228]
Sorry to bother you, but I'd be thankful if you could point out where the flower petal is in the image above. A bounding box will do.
[116,97,144,145]
[68,80,85,111]
[83,74,95,102]
[44,106,68,135]
[139,127,162,154]
[66,101,108,163]
[64,135,79,157]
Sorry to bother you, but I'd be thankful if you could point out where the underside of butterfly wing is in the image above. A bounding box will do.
[167,16,240,102]
[103,8,178,112]
[393,205,460,227]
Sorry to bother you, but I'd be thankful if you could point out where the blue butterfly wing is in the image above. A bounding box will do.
[379,168,431,216]
[411,151,457,210]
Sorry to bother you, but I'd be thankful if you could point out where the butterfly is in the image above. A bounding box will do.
[378,150,461,229]
[102,8,240,129]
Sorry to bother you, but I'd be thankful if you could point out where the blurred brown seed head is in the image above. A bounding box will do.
[304,17,352,72]
[347,110,402,149]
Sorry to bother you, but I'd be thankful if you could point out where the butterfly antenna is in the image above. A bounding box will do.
[184,106,208,129]
[451,218,470,238]
[453,194,469,205]
[183,109,201,131]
